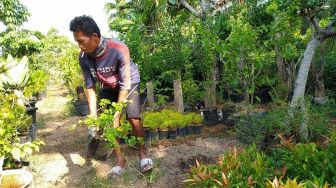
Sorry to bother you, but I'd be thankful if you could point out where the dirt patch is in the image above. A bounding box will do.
[180,154,216,173]
[30,88,240,188]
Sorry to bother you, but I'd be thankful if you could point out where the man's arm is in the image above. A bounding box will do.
[113,43,132,127]
[112,90,128,128]
[86,86,97,117]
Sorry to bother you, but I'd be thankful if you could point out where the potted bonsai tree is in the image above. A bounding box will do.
[176,115,187,137]
[74,99,143,151]
[190,112,203,134]
[158,120,169,140]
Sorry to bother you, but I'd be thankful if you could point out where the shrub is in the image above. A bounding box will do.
[270,140,336,184]
[236,105,333,149]
[236,107,288,147]
[78,99,143,149]
[185,145,272,187]
[0,93,44,168]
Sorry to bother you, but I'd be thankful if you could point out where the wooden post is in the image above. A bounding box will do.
[146,81,155,107]
[173,79,184,113]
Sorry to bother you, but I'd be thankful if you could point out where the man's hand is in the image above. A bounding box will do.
[86,87,97,117]
[113,111,121,128]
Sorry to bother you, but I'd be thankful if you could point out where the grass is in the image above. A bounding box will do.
[77,157,163,188]
[79,168,114,188]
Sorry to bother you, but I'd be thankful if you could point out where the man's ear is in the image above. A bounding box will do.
[92,33,99,41]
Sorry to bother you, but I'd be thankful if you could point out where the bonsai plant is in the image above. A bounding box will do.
[158,120,169,140]
[189,112,203,134]
[75,99,143,149]
[167,119,178,139]
[176,115,187,137]
[184,113,194,135]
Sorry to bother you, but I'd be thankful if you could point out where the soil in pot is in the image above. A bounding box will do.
[167,128,177,139]
[73,100,90,116]
[202,108,219,126]
[158,129,168,140]
[177,127,186,137]
[192,125,203,134]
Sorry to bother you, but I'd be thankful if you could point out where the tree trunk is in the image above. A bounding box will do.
[146,81,155,107]
[275,33,288,84]
[173,79,184,113]
[290,38,322,107]
[204,65,217,108]
[290,37,322,141]
[311,42,327,104]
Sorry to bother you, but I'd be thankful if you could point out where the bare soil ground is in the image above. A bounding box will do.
[30,87,240,188]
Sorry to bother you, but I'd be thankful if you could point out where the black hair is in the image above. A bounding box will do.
[69,15,101,37]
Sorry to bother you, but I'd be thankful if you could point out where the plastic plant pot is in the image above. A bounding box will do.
[73,100,90,116]
[144,128,151,143]
[202,108,219,125]
[28,124,37,141]
[177,127,187,137]
[25,106,38,124]
[167,128,177,139]
[222,107,236,125]
[185,126,193,135]
[150,129,159,142]
[158,129,168,140]
[192,125,203,134]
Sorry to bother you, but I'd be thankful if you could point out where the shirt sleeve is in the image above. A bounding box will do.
[79,56,96,89]
[117,45,131,91]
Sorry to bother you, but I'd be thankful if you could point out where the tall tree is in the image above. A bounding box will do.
[0,0,30,31]
[286,0,336,140]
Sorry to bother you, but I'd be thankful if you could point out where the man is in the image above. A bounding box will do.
[69,15,153,175]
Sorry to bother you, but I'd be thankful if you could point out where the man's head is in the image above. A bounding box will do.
[70,15,101,53]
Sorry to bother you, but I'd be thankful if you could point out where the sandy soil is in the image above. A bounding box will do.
[30,88,240,188]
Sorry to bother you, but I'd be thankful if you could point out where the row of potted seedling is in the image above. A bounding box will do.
[142,109,203,141]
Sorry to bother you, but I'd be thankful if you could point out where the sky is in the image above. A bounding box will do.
[19,0,114,42]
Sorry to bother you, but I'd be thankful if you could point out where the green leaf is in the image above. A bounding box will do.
[11,147,21,161]
[168,0,176,4]
[23,147,33,155]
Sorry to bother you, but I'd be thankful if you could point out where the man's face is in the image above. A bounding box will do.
[73,31,99,53]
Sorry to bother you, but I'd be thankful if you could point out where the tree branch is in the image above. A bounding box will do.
[324,28,336,38]
[311,17,322,33]
[180,0,199,16]
[326,13,336,29]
